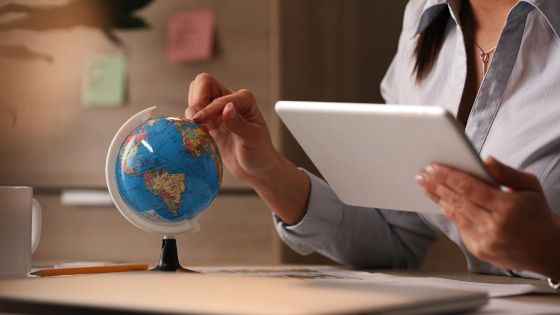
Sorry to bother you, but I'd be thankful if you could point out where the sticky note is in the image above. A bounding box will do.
[167,9,215,63]
[82,54,127,107]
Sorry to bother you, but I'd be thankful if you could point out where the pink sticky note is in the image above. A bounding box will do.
[167,9,215,63]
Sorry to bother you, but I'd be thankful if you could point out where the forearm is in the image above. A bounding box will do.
[246,150,310,225]
[271,170,441,268]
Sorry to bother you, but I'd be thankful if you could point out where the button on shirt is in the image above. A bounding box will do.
[273,0,560,280]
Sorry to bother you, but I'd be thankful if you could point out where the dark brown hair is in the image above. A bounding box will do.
[412,9,451,82]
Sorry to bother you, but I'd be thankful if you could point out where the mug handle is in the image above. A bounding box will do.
[31,199,42,253]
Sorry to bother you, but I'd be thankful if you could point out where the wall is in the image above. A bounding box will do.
[0,0,275,190]
[32,194,278,266]
[0,0,280,265]
[0,0,467,271]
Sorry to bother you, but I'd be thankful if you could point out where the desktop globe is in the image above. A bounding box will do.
[115,116,222,224]
[106,107,223,271]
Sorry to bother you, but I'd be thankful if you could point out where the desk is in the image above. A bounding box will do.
[0,267,558,314]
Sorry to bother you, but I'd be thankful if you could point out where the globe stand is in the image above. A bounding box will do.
[106,108,221,275]
[150,235,197,273]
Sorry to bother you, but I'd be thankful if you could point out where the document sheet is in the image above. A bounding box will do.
[191,266,560,314]
[191,265,557,298]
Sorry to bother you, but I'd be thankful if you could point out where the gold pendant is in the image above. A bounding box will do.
[480,51,490,81]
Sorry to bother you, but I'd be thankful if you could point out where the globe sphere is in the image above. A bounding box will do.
[114,116,222,224]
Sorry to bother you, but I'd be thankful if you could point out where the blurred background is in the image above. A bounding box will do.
[0,0,465,270]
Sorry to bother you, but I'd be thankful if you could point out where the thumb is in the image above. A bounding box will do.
[221,102,261,141]
[485,156,542,192]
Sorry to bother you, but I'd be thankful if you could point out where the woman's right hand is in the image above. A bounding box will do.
[185,73,277,186]
[186,73,311,225]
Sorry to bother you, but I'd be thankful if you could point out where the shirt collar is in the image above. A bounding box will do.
[414,0,560,40]
[414,0,461,36]
[524,0,560,39]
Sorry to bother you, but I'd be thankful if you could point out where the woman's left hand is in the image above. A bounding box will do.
[416,156,560,279]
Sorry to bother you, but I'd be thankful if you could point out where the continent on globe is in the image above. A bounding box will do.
[118,126,150,176]
[144,168,186,217]
[170,119,223,186]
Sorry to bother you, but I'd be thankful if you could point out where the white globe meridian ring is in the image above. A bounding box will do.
[105,106,200,235]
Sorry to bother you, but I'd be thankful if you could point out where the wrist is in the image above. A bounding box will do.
[245,150,310,225]
[243,149,285,189]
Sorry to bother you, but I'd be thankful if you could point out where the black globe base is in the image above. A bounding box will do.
[150,237,197,273]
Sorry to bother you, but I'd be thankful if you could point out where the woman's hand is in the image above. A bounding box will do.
[186,73,277,185]
[415,156,560,279]
[186,73,310,225]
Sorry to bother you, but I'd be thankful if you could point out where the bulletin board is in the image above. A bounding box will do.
[0,0,275,190]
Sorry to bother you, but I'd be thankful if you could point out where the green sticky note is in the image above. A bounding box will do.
[82,54,127,107]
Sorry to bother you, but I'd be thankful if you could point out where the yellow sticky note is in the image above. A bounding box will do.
[82,54,127,107]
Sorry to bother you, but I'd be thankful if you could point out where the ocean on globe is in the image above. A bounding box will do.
[115,116,223,224]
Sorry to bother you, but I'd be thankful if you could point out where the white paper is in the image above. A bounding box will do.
[191,266,559,298]
[477,299,560,314]
[350,272,559,298]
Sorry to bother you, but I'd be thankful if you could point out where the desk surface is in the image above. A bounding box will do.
[0,270,489,315]
[0,267,558,314]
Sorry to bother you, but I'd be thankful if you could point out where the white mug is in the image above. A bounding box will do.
[0,186,41,279]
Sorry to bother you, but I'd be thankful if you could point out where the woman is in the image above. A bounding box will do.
[186,0,560,286]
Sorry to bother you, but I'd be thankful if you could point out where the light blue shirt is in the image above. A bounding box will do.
[274,0,560,280]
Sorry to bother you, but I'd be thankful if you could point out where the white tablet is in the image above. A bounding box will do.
[275,101,497,214]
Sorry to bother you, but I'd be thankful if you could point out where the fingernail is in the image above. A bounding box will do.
[228,104,236,119]
[193,111,203,121]
[487,155,501,167]
[415,174,425,186]
[425,165,436,176]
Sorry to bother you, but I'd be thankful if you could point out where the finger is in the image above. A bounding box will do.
[186,80,198,119]
[441,204,471,228]
[192,97,229,123]
[189,73,233,114]
[221,102,262,141]
[188,80,195,106]
[435,182,492,225]
[485,156,542,192]
[423,164,502,210]
[440,201,483,241]
[185,105,196,120]
[190,76,215,112]
[193,89,256,124]
[185,98,203,120]
[416,174,440,204]
[439,201,499,263]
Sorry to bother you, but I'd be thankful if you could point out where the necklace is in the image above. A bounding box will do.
[465,17,496,81]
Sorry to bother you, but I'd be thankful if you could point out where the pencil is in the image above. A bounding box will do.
[31,263,149,277]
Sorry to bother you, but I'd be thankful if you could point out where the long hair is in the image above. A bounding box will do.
[412,8,451,82]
